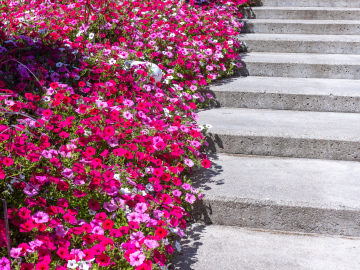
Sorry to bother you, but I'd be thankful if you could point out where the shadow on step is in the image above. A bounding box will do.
[189,153,224,224]
[170,225,207,270]
[169,154,225,269]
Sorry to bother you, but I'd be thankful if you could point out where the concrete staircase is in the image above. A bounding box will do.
[173,0,360,269]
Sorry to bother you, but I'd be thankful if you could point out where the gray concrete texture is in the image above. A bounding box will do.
[239,33,360,54]
[242,7,360,20]
[190,154,360,236]
[242,19,360,35]
[172,225,360,270]
[204,76,360,112]
[239,52,360,79]
[258,0,360,8]
[198,108,360,161]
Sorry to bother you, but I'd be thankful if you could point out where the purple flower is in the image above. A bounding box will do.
[107,136,118,147]
[103,200,118,212]
[23,184,39,197]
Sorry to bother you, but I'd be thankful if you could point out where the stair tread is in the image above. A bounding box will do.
[244,18,360,24]
[240,52,360,65]
[172,225,360,270]
[208,76,360,97]
[193,153,360,210]
[240,33,360,42]
[198,107,360,141]
[251,6,360,11]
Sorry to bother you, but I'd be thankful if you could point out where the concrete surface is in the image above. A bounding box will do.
[172,225,360,270]
[190,154,360,236]
[198,107,360,160]
[204,76,360,112]
[239,33,360,54]
[242,19,360,35]
[239,52,360,79]
[258,0,360,8]
[242,7,360,20]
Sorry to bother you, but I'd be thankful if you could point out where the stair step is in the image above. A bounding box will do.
[242,19,360,35]
[239,33,360,54]
[242,7,360,20]
[239,52,360,79]
[198,108,360,161]
[172,225,360,270]
[191,153,360,236]
[205,76,360,112]
[258,0,360,8]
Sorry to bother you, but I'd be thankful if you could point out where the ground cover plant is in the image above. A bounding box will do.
[0,0,246,269]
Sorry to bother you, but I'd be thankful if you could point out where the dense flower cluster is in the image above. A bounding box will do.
[0,0,245,269]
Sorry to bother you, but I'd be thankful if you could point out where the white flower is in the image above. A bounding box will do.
[43,96,51,102]
[114,174,121,181]
[88,33,94,39]
[78,262,89,270]
[56,62,63,67]
[67,260,79,269]
[109,58,116,65]
[145,183,154,192]
[175,241,182,252]
[162,238,169,245]
[121,188,131,194]
[88,209,96,215]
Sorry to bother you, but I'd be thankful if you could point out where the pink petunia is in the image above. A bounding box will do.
[129,251,145,267]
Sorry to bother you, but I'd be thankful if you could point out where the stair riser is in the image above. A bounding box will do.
[258,0,360,8]
[242,8,360,20]
[242,21,360,35]
[193,196,360,237]
[209,91,360,113]
[206,133,360,161]
[239,62,360,80]
[242,39,360,54]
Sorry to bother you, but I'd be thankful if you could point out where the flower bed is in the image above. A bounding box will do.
[0,0,245,269]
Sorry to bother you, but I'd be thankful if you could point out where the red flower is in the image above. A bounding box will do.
[57,181,69,191]
[96,253,110,267]
[50,82,58,89]
[78,81,86,87]
[89,199,100,211]
[20,263,34,270]
[201,159,211,168]
[155,227,167,239]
